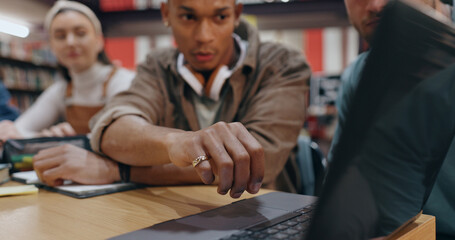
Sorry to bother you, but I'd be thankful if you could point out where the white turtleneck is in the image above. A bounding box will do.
[15,62,135,137]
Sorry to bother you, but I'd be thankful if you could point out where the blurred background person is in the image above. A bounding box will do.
[0,0,135,141]
[330,0,455,238]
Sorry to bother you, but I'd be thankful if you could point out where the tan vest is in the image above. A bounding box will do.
[65,67,117,134]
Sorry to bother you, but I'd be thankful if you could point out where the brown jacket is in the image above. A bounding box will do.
[90,20,311,189]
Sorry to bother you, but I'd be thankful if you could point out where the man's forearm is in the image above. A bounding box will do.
[102,117,264,197]
[101,115,183,166]
[130,164,202,185]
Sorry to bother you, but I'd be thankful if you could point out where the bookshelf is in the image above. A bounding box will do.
[0,38,57,112]
[305,74,341,157]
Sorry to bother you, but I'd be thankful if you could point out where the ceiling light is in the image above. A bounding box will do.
[0,18,30,38]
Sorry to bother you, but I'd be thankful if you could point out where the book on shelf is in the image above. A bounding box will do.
[0,64,56,91]
[0,60,56,112]
[0,39,57,66]
[9,94,39,113]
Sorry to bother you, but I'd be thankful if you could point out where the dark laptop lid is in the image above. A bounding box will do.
[307,1,455,239]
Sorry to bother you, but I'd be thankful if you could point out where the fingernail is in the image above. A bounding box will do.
[232,192,243,198]
[201,172,214,184]
[251,182,262,193]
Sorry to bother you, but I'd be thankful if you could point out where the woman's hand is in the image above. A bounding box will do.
[0,120,22,142]
[39,122,77,137]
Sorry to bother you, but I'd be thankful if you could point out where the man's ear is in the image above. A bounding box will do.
[234,3,243,27]
[161,2,170,27]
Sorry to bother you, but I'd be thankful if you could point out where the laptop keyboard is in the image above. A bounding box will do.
[219,203,317,240]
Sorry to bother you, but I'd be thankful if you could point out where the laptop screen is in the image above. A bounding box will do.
[307,1,455,239]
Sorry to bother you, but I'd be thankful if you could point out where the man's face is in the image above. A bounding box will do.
[344,0,435,43]
[162,0,242,72]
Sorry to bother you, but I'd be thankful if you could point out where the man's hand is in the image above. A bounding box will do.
[39,122,77,137]
[0,120,22,142]
[165,122,265,198]
[33,144,120,186]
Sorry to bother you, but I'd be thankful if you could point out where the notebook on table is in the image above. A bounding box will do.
[111,1,455,239]
[3,136,140,199]
[12,170,139,199]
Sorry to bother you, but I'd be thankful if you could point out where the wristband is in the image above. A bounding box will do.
[118,162,131,183]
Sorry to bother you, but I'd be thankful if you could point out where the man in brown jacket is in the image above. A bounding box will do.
[37,0,310,198]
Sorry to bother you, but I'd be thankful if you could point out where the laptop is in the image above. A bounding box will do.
[110,192,317,240]
[111,1,455,239]
[307,1,455,239]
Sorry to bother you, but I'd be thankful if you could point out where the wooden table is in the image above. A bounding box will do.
[388,214,435,240]
[0,182,435,240]
[0,182,273,240]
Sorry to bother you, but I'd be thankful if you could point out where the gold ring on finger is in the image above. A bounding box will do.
[192,155,209,168]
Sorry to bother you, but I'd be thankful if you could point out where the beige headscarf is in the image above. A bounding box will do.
[44,0,102,35]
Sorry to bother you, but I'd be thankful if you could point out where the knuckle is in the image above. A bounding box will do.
[191,134,200,144]
[219,160,234,170]
[230,122,243,128]
[33,162,42,170]
[229,122,245,133]
[216,121,227,126]
[213,121,227,129]
[201,129,218,143]
[234,152,250,165]
[201,128,213,138]
[251,144,264,157]
[42,171,51,178]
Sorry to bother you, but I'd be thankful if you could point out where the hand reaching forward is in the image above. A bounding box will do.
[165,122,265,198]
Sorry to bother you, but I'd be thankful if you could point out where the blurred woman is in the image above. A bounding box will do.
[0,0,135,140]
[0,1,136,186]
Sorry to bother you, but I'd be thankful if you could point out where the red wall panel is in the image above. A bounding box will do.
[104,37,136,70]
[304,29,323,73]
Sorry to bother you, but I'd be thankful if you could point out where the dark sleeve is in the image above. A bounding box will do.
[328,52,369,162]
